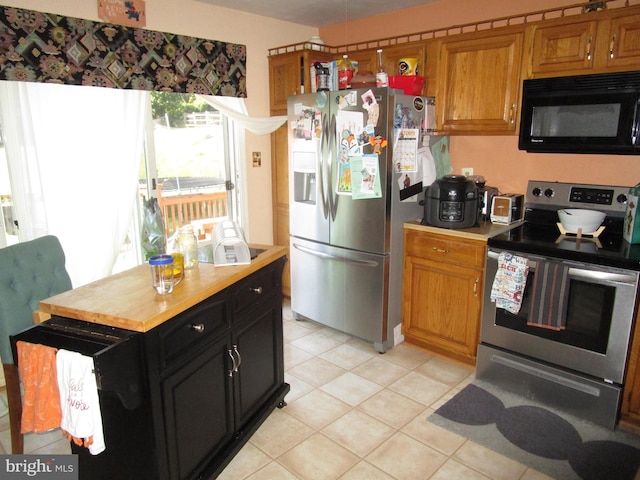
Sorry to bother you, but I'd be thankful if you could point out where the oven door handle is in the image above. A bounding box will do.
[487,251,638,285]
[567,269,637,285]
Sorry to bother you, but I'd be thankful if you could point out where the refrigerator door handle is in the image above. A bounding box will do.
[319,112,330,219]
[328,114,338,221]
[293,242,380,267]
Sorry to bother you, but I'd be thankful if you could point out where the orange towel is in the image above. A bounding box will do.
[16,341,62,433]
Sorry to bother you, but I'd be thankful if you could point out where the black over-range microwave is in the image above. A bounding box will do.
[518,70,640,154]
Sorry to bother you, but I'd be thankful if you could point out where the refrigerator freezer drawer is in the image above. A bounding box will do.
[290,237,389,348]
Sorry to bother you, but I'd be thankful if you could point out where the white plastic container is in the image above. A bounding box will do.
[213,221,250,266]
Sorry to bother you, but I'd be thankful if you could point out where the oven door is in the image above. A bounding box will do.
[481,248,639,384]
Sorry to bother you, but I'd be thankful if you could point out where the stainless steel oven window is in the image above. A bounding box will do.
[494,265,616,354]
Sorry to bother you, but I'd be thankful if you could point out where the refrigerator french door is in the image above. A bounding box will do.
[288,88,429,352]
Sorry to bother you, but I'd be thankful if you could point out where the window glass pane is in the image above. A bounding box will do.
[149,93,229,238]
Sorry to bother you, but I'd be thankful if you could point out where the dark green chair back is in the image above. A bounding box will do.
[0,235,72,364]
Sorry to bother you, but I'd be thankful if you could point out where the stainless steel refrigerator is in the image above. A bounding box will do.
[288,87,436,352]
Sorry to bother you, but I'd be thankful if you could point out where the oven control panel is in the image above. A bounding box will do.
[526,181,630,214]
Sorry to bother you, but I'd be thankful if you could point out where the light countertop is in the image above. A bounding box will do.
[38,245,287,333]
[405,219,524,241]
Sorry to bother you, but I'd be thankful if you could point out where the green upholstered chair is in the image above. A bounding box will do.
[0,235,72,454]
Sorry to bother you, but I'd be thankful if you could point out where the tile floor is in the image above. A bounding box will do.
[0,301,554,479]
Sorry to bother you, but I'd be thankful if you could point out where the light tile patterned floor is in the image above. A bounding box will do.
[0,300,555,479]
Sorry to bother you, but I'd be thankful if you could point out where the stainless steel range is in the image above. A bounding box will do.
[477,180,640,429]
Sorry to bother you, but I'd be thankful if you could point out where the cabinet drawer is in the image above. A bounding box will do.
[405,230,485,268]
[11,317,145,409]
[231,257,285,318]
[157,293,229,369]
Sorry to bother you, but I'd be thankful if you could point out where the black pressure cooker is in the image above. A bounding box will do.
[421,175,480,229]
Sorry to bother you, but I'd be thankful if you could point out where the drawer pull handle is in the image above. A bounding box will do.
[610,34,616,59]
[432,247,450,254]
[191,323,205,333]
[233,345,242,372]
[228,349,237,377]
[251,286,263,294]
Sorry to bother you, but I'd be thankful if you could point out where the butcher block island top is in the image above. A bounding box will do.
[38,245,287,332]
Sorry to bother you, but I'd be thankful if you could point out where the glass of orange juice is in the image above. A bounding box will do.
[171,252,184,283]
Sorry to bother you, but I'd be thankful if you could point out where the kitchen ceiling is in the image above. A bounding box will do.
[195,0,439,27]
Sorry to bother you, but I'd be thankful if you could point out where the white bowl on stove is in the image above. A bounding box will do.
[558,209,606,234]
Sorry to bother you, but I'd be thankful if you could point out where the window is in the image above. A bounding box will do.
[117,92,239,271]
[0,84,241,286]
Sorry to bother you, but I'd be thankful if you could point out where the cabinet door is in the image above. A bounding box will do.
[379,42,426,79]
[403,256,483,365]
[232,295,284,428]
[438,30,524,134]
[271,123,290,296]
[531,19,598,74]
[347,50,376,76]
[605,12,640,69]
[161,335,234,480]
[269,53,302,113]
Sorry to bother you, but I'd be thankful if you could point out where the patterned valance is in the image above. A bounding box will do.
[0,6,247,97]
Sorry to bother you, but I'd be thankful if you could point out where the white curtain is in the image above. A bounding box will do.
[196,95,286,135]
[0,82,148,287]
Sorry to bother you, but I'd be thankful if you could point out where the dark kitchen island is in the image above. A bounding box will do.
[13,246,288,480]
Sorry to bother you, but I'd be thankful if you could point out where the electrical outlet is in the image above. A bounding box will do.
[461,167,474,177]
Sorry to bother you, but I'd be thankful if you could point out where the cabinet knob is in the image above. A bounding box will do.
[251,286,263,294]
[191,323,205,333]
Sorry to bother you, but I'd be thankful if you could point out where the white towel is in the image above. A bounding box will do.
[490,252,530,315]
[56,349,105,455]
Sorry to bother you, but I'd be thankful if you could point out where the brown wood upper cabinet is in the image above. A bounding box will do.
[529,8,640,77]
[605,10,640,70]
[436,27,524,135]
[269,51,334,114]
[530,17,599,74]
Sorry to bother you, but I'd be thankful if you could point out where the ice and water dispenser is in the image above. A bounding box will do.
[292,151,316,204]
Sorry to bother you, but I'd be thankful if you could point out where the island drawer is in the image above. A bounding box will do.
[155,292,230,369]
[231,257,285,318]
[11,316,145,410]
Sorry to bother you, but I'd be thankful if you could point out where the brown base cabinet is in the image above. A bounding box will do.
[402,228,486,365]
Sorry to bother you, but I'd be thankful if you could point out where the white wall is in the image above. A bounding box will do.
[2,0,317,243]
